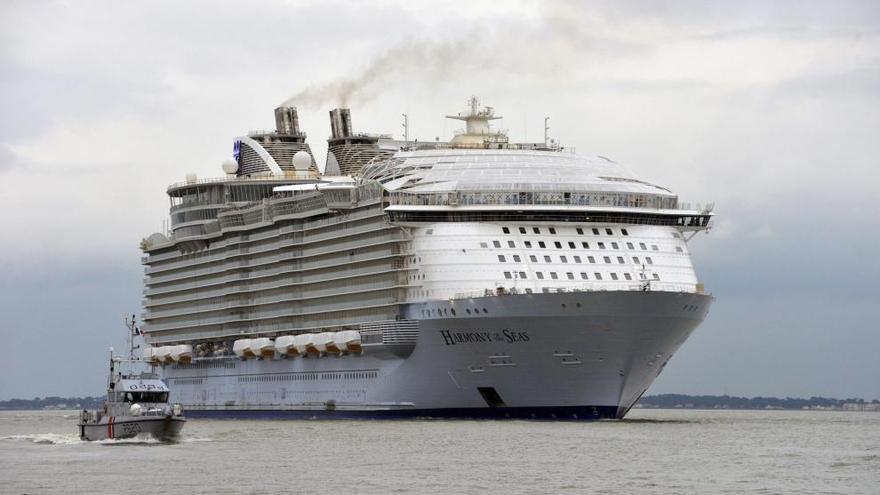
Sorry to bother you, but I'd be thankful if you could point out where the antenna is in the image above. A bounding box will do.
[401,113,409,143]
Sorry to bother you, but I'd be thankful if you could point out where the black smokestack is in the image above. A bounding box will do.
[329,108,352,139]
[274,106,301,135]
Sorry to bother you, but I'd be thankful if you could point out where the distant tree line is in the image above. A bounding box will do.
[0,396,104,410]
[639,394,879,410]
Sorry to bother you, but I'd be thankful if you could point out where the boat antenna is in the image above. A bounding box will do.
[124,314,141,360]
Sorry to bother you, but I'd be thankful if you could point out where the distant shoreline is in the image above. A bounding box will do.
[635,394,880,412]
[2,394,878,412]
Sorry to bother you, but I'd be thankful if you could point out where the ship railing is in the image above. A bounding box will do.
[387,191,713,213]
[166,172,321,191]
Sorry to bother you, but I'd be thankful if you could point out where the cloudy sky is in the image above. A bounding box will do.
[1,0,878,400]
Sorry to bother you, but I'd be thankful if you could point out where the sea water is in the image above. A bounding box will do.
[0,409,877,494]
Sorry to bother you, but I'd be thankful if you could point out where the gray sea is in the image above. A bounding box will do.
[0,409,877,494]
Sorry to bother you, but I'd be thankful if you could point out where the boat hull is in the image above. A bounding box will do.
[78,416,186,441]
[164,291,711,420]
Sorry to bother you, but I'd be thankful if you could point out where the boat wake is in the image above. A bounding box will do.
[0,433,81,445]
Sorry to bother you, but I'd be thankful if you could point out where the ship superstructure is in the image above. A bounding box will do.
[140,98,714,419]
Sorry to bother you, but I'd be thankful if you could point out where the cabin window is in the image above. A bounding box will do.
[524,241,533,248]
[676,246,683,252]
[588,256,596,263]
[582,242,590,249]
[533,227,541,234]
[566,272,575,280]
[652,245,659,251]
[543,255,552,263]
[611,242,619,249]
[626,242,634,249]
[536,272,545,279]
[554,241,562,249]
[560,256,568,263]
[580,272,588,280]
[576,228,584,235]
[592,228,600,235]
[603,256,611,264]
[504,272,513,279]
[502,227,510,234]
[529,255,537,262]
[519,227,527,234]
[519,272,527,279]
[493,241,501,248]
[617,256,625,264]
[550,272,559,280]
[539,241,546,248]
[598,242,606,249]
[512,255,521,262]
[508,241,516,248]
[653,273,660,280]
[621,228,629,236]
[574,256,582,263]
[605,228,613,235]
[549,227,557,234]
[639,242,647,250]
[646,257,654,265]
[624,273,632,280]
[498,255,506,262]
[480,242,488,248]
[594,273,603,280]
[568,242,576,249]
[610,273,619,280]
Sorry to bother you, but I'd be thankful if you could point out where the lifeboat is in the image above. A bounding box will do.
[171,344,193,364]
[292,334,312,356]
[318,332,340,355]
[233,339,255,359]
[334,330,362,354]
[274,335,298,357]
[142,347,160,365]
[250,337,275,359]
[155,346,174,364]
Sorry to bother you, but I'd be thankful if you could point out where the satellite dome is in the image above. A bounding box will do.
[221,159,239,174]
[292,151,311,171]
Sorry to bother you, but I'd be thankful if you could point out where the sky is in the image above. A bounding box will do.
[1,0,878,400]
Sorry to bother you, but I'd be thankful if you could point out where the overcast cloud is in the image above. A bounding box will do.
[1,0,878,400]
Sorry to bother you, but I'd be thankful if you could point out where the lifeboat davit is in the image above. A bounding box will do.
[250,337,275,359]
[142,347,161,365]
[274,335,298,357]
[318,332,340,355]
[334,330,362,354]
[233,339,255,359]
[171,344,193,364]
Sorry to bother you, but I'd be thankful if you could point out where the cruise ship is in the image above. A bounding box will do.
[139,98,714,420]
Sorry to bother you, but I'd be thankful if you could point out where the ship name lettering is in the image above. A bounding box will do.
[440,329,530,346]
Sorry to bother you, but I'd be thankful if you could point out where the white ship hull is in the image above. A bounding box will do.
[164,291,710,419]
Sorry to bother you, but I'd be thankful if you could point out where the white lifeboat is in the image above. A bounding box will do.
[157,346,174,364]
[293,334,313,356]
[274,335,298,357]
[142,347,159,364]
[233,339,255,359]
[251,337,275,359]
[171,344,193,364]
[318,332,340,355]
[334,330,362,354]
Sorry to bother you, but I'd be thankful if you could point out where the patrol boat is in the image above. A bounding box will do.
[78,320,186,440]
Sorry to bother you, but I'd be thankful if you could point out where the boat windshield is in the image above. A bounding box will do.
[124,391,169,403]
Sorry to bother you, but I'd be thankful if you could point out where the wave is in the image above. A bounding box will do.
[0,433,81,445]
